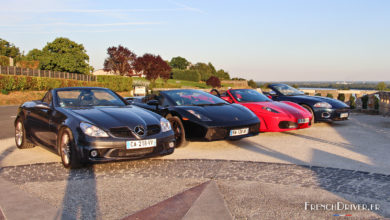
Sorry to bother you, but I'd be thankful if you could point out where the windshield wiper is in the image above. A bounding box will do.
[193,103,226,106]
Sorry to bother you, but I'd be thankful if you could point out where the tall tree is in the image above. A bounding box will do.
[190,62,214,81]
[38,37,92,74]
[134,53,171,82]
[103,45,137,76]
[377,82,387,91]
[0,38,21,59]
[216,69,230,80]
[25,49,43,61]
[169,56,189,70]
[248,79,257,88]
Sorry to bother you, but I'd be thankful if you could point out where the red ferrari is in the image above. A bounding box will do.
[211,89,312,132]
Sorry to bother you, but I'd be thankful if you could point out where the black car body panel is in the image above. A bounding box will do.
[15,87,175,164]
[127,89,260,141]
[267,84,350,122]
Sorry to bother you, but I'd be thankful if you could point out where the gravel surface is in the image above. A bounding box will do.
[1,159,389,219]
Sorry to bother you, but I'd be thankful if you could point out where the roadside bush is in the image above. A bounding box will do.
[315,93,321,96]
[337,93,345,102]
[349,94,356,109]
[0,55,9,66]
[206,76,221,88]
[96,75,132,92]
[0,74,101,91]
[361,95,369,109]
[374,96,380,110]
[326,93,334,98]
[171,69,201,82]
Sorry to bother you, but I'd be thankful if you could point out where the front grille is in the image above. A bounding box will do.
[335,108,350,113]
[109,148,154,157]
[147,125,161,136]
[279,121,298,129]
[205,123,260,140]
[109,127,133,138]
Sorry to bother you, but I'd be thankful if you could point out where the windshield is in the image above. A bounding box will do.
[163,90,228,106]
[272,84,304,96]
[56,89,126,107]
[230,89,271,102]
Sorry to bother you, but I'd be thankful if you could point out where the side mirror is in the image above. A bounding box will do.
[147,100,159,106]
[36,103,51,110]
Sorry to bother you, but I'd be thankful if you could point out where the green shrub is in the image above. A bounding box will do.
[172,69,201,82]
[0,74,102,91]
[1,89,9,95]
[97,75,132,92]
[361,95,368,109]
[0,55,9,66]
[374,96,380,110]
[326,93,334,98]
[337,93,345,102]
[349,94,356,109]
[315,93,322,96]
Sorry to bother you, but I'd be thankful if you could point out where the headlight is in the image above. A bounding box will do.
[80,122,109,137]
[262,106,279,113]
[313,102,332,108]
[160,118,171,132]
[187,110,211,121]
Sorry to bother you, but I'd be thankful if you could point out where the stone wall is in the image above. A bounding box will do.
[379,92,390,116]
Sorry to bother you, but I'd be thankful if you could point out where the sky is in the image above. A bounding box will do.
[0,0,389,81]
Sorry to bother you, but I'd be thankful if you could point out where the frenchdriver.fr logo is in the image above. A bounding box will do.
[304,202,380,213]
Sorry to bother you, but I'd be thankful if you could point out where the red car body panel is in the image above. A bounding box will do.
[220,89,312,132]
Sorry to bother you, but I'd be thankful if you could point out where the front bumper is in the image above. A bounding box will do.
[257,114,311,132]
[76,134,175,162]
[183,120,260,141]
[314,107,350,122]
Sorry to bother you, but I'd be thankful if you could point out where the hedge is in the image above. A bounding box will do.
[0,74,132,92]
[96,75,133,92]
[172,69,201,82]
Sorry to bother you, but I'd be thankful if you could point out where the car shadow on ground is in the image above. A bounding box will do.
[60,167,99,219]
[227,115,390,217]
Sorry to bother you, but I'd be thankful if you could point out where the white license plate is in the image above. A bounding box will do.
[340,113,349,118]
[126,139,156,149]
[298,118,310,124]
[230,128,249,136]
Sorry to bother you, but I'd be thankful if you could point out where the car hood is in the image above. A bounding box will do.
[241,101,310,118]
[64,106,161,129]
[177,104,257,122]
[286,95,349,108]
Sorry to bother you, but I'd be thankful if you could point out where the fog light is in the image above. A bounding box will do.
[322,112,331,118]
[90,150,98,157]
[168,142,175,148]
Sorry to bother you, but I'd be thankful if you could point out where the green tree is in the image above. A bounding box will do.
[0,38,21,59]
[248,79,257,88]
[169,56,189,70]
[25,49,43,61]
[190,62,215,81]
[215,69,230,80]
[376,82,387,91]
[38,37,92,74]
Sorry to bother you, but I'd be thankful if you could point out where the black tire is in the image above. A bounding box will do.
[301,104,315,124]
[166,115,187,148]
[59,129,83,169]
[15,118,35,149]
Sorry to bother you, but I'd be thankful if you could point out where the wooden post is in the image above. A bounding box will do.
[7,66,9,75]
[14,66,16,75]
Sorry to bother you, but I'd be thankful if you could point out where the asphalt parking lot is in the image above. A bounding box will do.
[0,106,390,219]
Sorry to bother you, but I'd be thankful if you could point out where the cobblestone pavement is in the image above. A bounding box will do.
[1,159,389,219]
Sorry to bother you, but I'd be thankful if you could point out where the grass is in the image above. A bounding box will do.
[0,91,47,106]
[133,77,232,89]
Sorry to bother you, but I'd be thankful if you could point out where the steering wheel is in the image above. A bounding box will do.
[210,89,221,97]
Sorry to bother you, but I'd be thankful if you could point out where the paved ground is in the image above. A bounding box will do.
[0,105,390,219]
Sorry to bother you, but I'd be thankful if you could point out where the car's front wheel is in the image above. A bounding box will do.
[59,129,82,169]
[301,104,315,124]
[167,115,187,148]
[15,119,35,149]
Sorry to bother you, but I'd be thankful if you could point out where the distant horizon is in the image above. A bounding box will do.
[1,0,389,81]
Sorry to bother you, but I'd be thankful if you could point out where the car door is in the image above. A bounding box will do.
[28,91,57,147]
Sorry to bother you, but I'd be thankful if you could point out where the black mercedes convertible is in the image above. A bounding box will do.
[14,87,175,168]
[127,89,260,147]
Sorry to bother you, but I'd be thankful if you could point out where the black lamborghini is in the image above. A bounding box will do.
[266,84,350,123]
[14,87,175,168]
[127,89,260,147]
